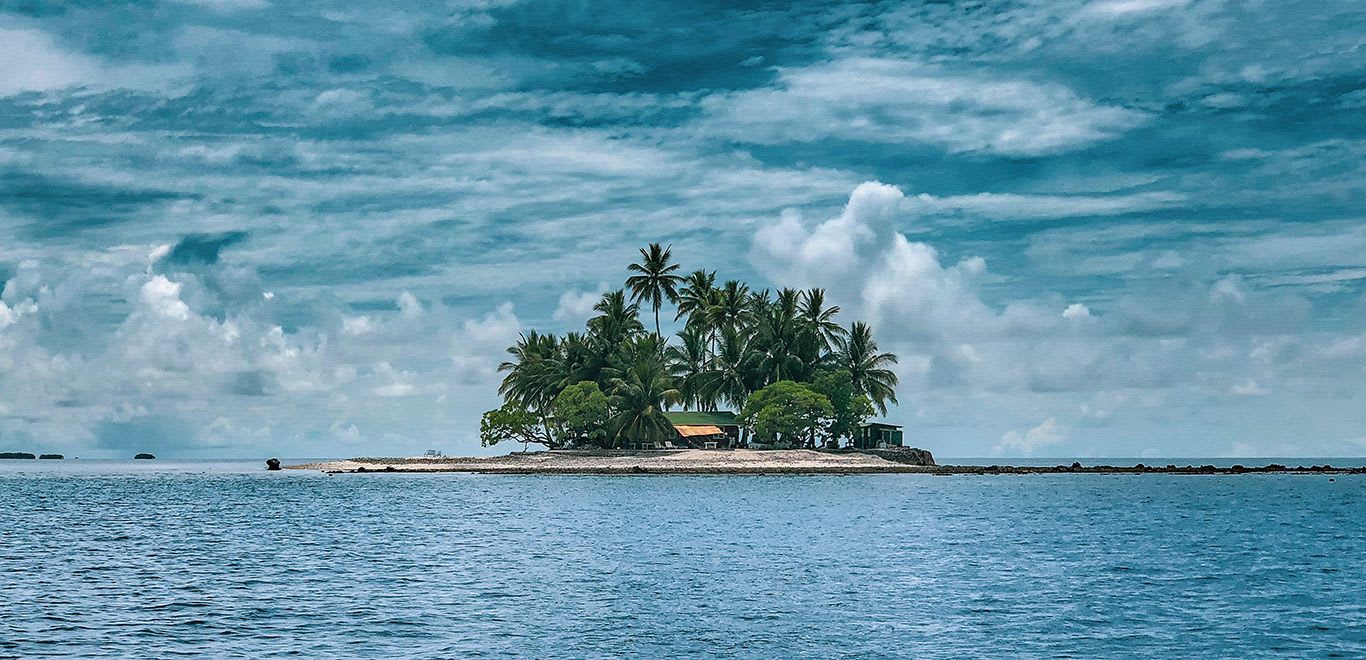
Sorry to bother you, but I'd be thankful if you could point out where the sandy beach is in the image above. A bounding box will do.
[291,448,937,474]
[288,450,1365,475]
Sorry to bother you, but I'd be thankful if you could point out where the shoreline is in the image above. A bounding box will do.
[289,449,1365,475]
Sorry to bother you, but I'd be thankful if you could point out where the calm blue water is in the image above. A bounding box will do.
[2,461,1363,658]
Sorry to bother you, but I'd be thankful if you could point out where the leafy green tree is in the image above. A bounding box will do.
[480,402,557,450]
[553,381,611,447]
[740,380,833,448]
[812,369,874,447]
[836,321,899,415]
[626,242,683,339]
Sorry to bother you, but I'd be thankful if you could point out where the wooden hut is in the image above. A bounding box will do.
[853,422,904,449]
[665,411,741,448]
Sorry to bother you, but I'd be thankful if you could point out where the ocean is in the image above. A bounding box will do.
[2,460,1363,657]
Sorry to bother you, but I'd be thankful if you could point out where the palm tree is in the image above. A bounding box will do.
[581,290,644,386]
[626,243,684,339]
[666,325,714,411]
[497,330,563,438]
[799,288,847,352]
[606,359,680,448]
[698,326,755,411]
[750,292,809,385]
[837,321,900,415]
[706,280,751,337]
[674,269,716,332]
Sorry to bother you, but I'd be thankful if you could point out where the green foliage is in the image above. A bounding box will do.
[606,358,680,448]
[553,381,611,447]
[812,369,875,446]
[489,243,902,449]
[626,242,683,338]
[740,380,833,447]
[480,402,556,450]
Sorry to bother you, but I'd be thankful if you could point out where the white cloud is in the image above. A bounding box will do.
[342,315,378,336]
[0,28,100,96]
[397,291,423,318]
[0,27,184,97]
[1230,379,1270,396]
[995,418,1071,455]
[451,302,522,384]
[553,284,608,326]
[1063,303,1092,321]
[140,276,192,320]
[705,58,1146,156]
[0,299,37,329]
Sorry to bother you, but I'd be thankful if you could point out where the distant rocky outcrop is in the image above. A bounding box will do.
[0,452,37,460]
[266,458,281,471]
[39,454,64,460]
[134,453,156,460]
[865,446,936,466]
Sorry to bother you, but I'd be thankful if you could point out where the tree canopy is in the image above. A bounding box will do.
[484,245,900,449]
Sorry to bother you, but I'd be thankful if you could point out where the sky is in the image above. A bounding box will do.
[1,0,1364,459]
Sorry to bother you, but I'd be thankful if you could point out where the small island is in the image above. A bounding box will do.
[297,244,1364,477]
[478,243,906,456]
[134,453,156,460]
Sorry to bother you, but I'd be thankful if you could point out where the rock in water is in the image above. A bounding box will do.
[0,452,37,459]
[134,453,155,460]
[39,454,64,460]
[266,458,281,471]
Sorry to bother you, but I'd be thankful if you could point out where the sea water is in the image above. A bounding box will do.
[1,461,1363,658]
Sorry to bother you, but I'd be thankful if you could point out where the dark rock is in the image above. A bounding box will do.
[866,446,936,466]
[356,466,367,472]
[0,452,37,459]
[1071,462,1083,470]
[39,454,63,460]
[134,453,155,460]
[384,465,396,472]
[265,458,281,471]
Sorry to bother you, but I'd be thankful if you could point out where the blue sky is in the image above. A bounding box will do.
[1,0,1364,458]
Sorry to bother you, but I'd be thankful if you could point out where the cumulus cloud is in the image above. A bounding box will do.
[451,302,522,384]
[705,58,1146,156]
[553,284,608,326]
[995,418,1071,456]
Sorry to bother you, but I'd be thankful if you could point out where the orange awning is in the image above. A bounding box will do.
[674,425,724,437]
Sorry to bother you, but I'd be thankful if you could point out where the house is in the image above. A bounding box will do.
[665,411,741,448]
[853,422,903,449]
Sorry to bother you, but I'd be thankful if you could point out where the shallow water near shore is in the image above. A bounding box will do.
[3,462,1364,657]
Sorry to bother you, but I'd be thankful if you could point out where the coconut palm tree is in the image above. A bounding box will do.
[606,358,681,448]
[497,330,563,437]
[666,325,714,411]
[626,243,684,339]
[706,280,751,337]
[699,326,755,411]
[674,269,716,329]
[749,289,817,385]
[837,321,899,415]
[798,288,847,353]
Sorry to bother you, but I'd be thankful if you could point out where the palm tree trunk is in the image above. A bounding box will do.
[654,304,661,339]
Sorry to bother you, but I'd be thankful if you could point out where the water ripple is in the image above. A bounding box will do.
[1,466,1363,657]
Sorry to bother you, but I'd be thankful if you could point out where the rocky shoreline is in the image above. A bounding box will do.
[290,449,1364,476]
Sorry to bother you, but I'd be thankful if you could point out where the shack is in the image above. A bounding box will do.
[854,422,904,449]
[665,411,741,448]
